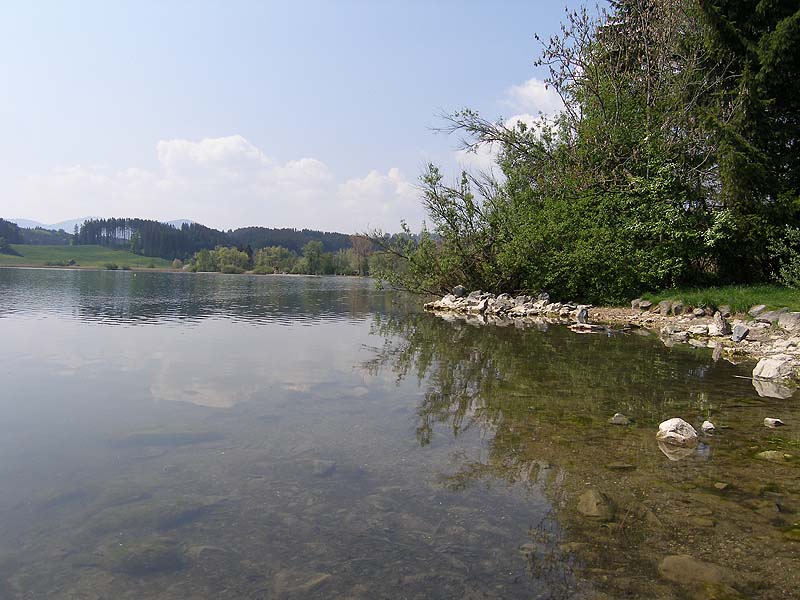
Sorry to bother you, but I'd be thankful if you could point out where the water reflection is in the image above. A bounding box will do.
[1,268,798,599]
[365,312,800,598]
[0,268,393,326]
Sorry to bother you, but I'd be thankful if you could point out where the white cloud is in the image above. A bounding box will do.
[504,78,563,117]
[338,167,419,229]
[6,136,424,232]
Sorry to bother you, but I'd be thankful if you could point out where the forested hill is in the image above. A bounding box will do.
[72,217,352,260]
[229,227,351,254]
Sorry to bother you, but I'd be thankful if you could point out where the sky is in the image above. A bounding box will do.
[0,0,586,233]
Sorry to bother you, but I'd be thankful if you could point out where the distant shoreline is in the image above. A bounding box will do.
[0,264,368,279]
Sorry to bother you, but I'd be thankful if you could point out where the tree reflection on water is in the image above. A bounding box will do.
[365,311,800,599]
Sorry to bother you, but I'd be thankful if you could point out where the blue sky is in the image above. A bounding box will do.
[1,0,587,232]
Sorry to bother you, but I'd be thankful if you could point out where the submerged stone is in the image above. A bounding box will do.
[657,554,729,586]
[606,462,636,471]
[783,527,800,542]
[273,569,332,595]
[90,497,223,534]
[756,450,791,462]
[576,489,614,521]
[105,538,183,575]
[311,459,336,477]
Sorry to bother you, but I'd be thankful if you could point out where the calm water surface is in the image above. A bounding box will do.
[0,268,798,599]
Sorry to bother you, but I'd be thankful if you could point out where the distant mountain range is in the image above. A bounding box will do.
[9,217,193,231]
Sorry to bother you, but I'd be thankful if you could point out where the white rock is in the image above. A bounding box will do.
[701,420,715,434]
[752,354,796,380]
[608,413,630,425]
[656,418,699,447]
[764,418,785,428]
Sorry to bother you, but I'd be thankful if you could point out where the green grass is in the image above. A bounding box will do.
[0,245,173,269]
[641,284,800,313]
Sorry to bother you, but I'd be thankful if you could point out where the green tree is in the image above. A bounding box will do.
[375,0,800,303]
[253,246,297,274]
[302,241,324,275]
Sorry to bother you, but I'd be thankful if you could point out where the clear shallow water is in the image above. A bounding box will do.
[0,268,798,599]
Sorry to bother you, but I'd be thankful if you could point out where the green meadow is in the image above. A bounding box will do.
[0,245,173,269]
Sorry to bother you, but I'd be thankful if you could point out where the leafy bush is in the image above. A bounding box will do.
[770,226,800,288]
[104,263,119,270]
[220,264,245,274]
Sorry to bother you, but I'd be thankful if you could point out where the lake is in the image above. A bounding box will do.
[0,268,798,599]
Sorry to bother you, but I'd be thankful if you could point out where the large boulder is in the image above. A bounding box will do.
[658,300,672,316]
[671,301,684,316]
[656,418,698,447]
[748,304,767,317]
[451,285,466,298]
[752,354,795,380]
[638,300,652,310]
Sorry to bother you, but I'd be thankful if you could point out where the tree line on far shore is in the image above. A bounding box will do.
[372,0,800,303]
[186,237,378,276]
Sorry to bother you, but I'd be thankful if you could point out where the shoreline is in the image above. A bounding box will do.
[0,265,369,279]
[424,289,800,397]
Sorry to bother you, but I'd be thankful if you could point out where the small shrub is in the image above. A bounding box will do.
[770,226,800,288]
[171,259,183,269]
[104,263,119,270]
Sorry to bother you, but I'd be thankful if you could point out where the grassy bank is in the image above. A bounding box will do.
[0,245,173,269]
[641,284,800,313]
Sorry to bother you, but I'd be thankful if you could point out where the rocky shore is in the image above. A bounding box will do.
[424,287,800,397]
